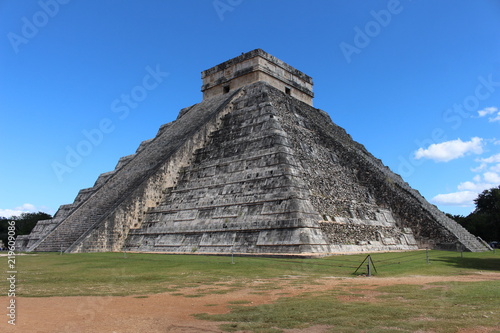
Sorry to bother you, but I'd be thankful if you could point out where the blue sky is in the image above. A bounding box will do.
[1,0,499,218]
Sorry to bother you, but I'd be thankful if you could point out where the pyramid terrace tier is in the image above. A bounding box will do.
[18,81,490,254]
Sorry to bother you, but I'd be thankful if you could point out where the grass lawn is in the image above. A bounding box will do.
[2,250,499,332]
[195,279,500,333]
[2,250,498,297]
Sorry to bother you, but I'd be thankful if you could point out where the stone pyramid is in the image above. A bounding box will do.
[17,49,489,254]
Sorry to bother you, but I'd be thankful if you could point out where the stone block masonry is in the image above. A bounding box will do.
[202,49,314,106]
[18,49,489,254]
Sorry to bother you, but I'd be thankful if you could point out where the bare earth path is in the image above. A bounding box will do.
[1,272,499,333]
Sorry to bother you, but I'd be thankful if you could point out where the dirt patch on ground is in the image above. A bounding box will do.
[1,272,499,333]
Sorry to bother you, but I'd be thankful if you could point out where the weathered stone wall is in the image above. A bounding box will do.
[123,82,419,254]
[266,86,486,251]
[22,81,488,254]
[202,49,314,105]
[28,90,241,253]
[125,82,328,254]
[70,90,244,252]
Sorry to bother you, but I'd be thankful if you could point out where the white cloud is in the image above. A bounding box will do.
[414,137,484,162]
[477,154,500,174]
[432,191,477,206]
[457,181,477,191]
[471,163,487,172]
[0,203,49,218]
[457,180,495,192]
[490,114,500,123]
[490,164,500,172]
[18,203,36,211]
[479,153,500,164]
[431,139,500,209]
[477,106,500,123]
[0,209,27,219]
[477,106,498,117]
[483,171,500,184]
[433,170,499,208]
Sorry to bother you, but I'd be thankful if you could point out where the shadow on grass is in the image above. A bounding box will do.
[432,255,500,271]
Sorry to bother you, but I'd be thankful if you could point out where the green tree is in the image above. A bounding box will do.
[474,186,500,215]
[473,185,500,242]
[0,212,52,249]
[14,212,52,235]
[454,186,500,242]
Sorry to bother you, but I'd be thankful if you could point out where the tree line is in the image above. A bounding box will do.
[0,212,52,249]
[447,185,500,244]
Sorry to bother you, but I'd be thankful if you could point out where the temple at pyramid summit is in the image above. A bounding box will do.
[17,49,489,254]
